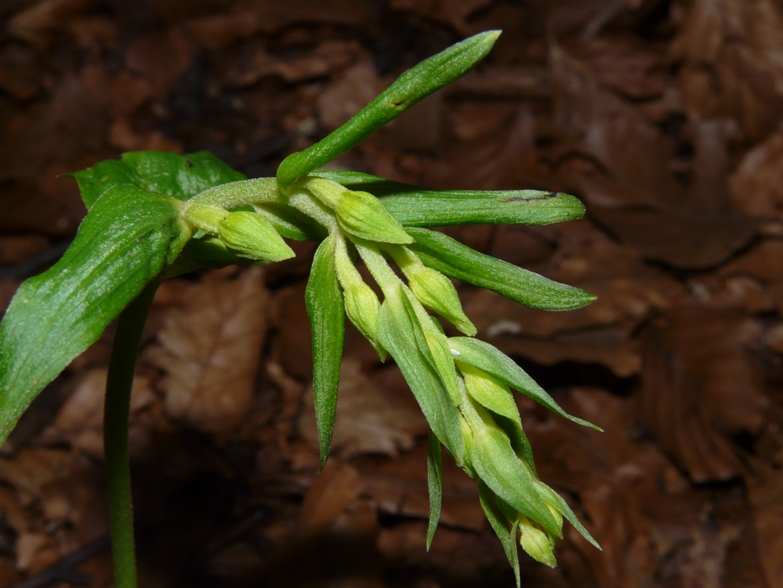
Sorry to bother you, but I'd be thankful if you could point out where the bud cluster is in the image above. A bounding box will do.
[183,172,600,578]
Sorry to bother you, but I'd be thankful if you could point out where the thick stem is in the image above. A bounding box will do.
[104,283,158,588]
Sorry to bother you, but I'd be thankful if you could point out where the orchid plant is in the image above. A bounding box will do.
[0,31,600,587]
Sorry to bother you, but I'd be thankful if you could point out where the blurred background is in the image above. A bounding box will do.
[1,0,782,586]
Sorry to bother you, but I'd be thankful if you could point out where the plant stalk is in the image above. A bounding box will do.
[104,283,158,588]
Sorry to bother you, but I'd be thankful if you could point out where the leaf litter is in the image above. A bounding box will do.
[1,1,783,586]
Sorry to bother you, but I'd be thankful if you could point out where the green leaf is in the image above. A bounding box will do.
[69,150,246,209]
[377,283,464,462]
[277,31,500,188]
[314,170,586,226]
[449,337,601,431]
[305,234,346,469]
[0,186,191,446]
[426,432,443,550]
[382,190,585,227]
[479,482,521,588]
[407,228,595,311]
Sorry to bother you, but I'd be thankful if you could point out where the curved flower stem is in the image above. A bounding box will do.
[104,283,158,588]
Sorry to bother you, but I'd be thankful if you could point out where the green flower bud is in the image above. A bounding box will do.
[336,190,413,244]
[459,363,519,422]
[218,211,295,262]
[518,515,557,568]
[184,203,229,235]
[408,267,476,335]
[343,280,385,358]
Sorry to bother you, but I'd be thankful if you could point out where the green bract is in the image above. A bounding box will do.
[0,30,602,587]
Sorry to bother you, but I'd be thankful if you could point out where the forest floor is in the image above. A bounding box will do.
[1,1,783,586]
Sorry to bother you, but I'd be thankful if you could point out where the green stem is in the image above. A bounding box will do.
[104,283,158,588]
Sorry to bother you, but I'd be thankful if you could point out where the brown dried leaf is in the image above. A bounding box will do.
[640,309,767,482]
[747,465,783,587]
[674,0,783,142]
[43,367,155,459]
[297,460,362,536]
[125,28,195,99]
[390,0,492,33]
[226,40,362,87]
[148,267,268,436]
[560,34,667,100]
[730,127,783,218]
[463,221,682,376]
[317,61,387,129]
[299,358,429,458]
[551,41,759,268]
[242,0,381,34]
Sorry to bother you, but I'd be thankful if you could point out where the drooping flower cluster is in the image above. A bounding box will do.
[180,170,601,581]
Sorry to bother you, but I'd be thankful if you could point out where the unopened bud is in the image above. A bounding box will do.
[343,281,385,358]
[409,267,476,335]
[518,516,557,568]
[218,211,295,262]
[336,190,413,244]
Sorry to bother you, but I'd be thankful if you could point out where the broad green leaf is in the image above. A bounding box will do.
[462,400,561,537]
[0,186,191,446]
[479,482,521,588]
[426,432,443,550]
[449,337,601,431]
[277,31,500,188]
[377,283,464,461]
[314,170,586,226]
[305,235,345,469]
[69,150,246,209]
[407,228,595,311]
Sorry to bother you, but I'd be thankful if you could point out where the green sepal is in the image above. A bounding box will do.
[449,337,602,431]
[407,228,595,311]
[277,31,500,188]
[377,282,464,462]
[305,234,346,469]
[479,482,521,588]
[69,150,246,209]
[426,432,443,550]
[0,186,191,445]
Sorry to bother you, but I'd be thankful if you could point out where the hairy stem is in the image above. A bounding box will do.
[104,283,158,588]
